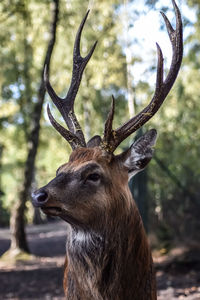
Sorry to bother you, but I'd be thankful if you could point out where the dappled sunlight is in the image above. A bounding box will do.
[0,0,199,299]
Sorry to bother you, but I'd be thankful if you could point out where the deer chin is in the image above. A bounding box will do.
[42,206,62,216]
[41,207,77,225]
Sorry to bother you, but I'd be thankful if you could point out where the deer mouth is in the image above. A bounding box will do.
[42,206,62,216]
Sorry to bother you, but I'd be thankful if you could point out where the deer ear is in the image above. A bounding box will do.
[87,135,102,148]
[118,129,157,179]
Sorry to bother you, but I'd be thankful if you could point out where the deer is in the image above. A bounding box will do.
[32,1,182,299]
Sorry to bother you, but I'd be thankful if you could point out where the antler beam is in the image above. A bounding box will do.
[44,11,97,149]
[102,0,183,153]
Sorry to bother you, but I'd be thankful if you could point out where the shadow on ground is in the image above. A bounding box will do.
[0,221,66,299]
[0,221,200,299]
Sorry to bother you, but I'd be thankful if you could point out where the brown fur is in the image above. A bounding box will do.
[36,3,182,296]
[34,147,157,299]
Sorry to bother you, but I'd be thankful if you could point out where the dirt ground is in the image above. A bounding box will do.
[0,221,199,300]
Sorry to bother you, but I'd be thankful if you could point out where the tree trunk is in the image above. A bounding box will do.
[124,0,135,118]
[129,128,149,232]
[131,167,148,232]
[10,0,59,253]
[0,144,6,226]
[0,144,4,195]
[33,207,44,225]
[123,0,149,231]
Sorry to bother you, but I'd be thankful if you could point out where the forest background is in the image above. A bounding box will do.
[0,0,199,256]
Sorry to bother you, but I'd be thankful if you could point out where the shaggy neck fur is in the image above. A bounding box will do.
[63,189,157,300]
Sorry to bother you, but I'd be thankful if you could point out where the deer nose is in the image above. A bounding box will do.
[32,190,48,207]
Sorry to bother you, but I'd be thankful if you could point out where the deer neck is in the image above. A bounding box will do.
[64,196,156,300]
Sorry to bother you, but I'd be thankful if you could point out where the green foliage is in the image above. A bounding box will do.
[0,0,199,246]
[146,1,200,240]
[0,0,127,224]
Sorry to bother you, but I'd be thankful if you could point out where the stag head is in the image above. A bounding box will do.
[32,0,182,228]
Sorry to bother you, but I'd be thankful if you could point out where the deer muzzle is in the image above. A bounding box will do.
[32,189,48,207]
[32,187,63,216]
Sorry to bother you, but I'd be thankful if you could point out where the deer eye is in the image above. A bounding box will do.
[86,173,100,182]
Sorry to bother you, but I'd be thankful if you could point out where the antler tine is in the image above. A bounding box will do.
[102,0,183,153]
[102,95,115,152]
[161,0,183,92]
[63,10,97,141]
[47,105,84,150]
[44,65,62,104]
[44,11,97,147]
[73,10,98,71]
[155,43,164,90]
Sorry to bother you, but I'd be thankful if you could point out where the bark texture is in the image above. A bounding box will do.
[10,0,59,253]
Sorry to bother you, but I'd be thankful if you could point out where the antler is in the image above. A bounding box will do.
[44,10,97,149]
[102,0,183,153]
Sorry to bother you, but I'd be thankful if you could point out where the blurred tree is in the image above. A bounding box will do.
[7,0,60,254]
[0,144,9,227]
[129,128,149,232]
[1,0,199,252]
[145,2,200,244]
[0,0,128,253]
